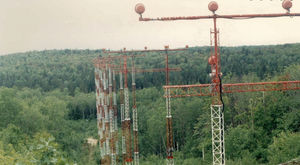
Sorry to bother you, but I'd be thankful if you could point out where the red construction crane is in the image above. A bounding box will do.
[135,1,300,165]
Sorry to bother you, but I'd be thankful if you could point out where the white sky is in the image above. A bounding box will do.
[0,0,300,55]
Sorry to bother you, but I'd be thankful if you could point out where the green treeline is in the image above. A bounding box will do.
[0,44,299,164]
[0,88,98,164]
[1,44,300,93]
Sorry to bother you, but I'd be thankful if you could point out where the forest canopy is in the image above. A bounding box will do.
[0,44,299,164]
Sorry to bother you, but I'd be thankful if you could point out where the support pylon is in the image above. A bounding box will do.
[95,68,105,164]
[95,47,186,165]
[166,89,174,165]
[210,105,225,165]
[123,56,133,165]
[104,65,111,165]
[135,1,300,164]
[165,47,174,165]
[100,69,106,164]
[109,67,117,165]
[131,57,139,165]
[113,70,119,163]
[210,16,225,165]
[119,72,126,165]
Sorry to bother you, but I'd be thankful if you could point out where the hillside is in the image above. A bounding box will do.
[0,44,299,164]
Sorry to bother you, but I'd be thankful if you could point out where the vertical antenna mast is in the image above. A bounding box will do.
[109,66,117,165]
[119,70,126,165]
[131,56,139,165]
[113,70,119,163]
[123,49,133,165]
[164,45,174,165]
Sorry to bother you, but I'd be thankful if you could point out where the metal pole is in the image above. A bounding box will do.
[131,57,139,165]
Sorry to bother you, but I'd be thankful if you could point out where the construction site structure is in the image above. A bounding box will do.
[135,0,300,165]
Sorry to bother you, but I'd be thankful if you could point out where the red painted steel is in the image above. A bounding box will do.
[163,81,300,98]
[103,47,187,53]
[135,0,300,164]
[95,47,187,164]
[139,13,300,21]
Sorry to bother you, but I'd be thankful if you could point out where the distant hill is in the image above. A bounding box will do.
[0,43,299,95]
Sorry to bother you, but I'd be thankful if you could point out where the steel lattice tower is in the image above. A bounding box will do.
[134,0,300,164]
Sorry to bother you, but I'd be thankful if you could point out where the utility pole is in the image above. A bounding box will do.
[135,0,300,164]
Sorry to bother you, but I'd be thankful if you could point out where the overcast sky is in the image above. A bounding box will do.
[1,0,300,55]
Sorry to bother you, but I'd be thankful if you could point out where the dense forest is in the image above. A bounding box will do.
[0,43,299,164]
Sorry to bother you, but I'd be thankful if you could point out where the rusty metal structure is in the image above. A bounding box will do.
[94,46,187,165]
[94,57,121,165]
[99,49,139,165]
[135,0,300,165]
[94,60,111,165]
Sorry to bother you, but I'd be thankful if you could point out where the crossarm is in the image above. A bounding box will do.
[163,81,300,98]
[140,13,300,21]
[103,48,187,54]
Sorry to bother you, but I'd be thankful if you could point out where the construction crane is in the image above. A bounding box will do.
[134,0,300,165]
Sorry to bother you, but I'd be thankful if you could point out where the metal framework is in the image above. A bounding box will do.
[94,63,112,165]
[163,81,300,98]
[134,0,300,165]
[110,46,187,165]
[95,46,187,165]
